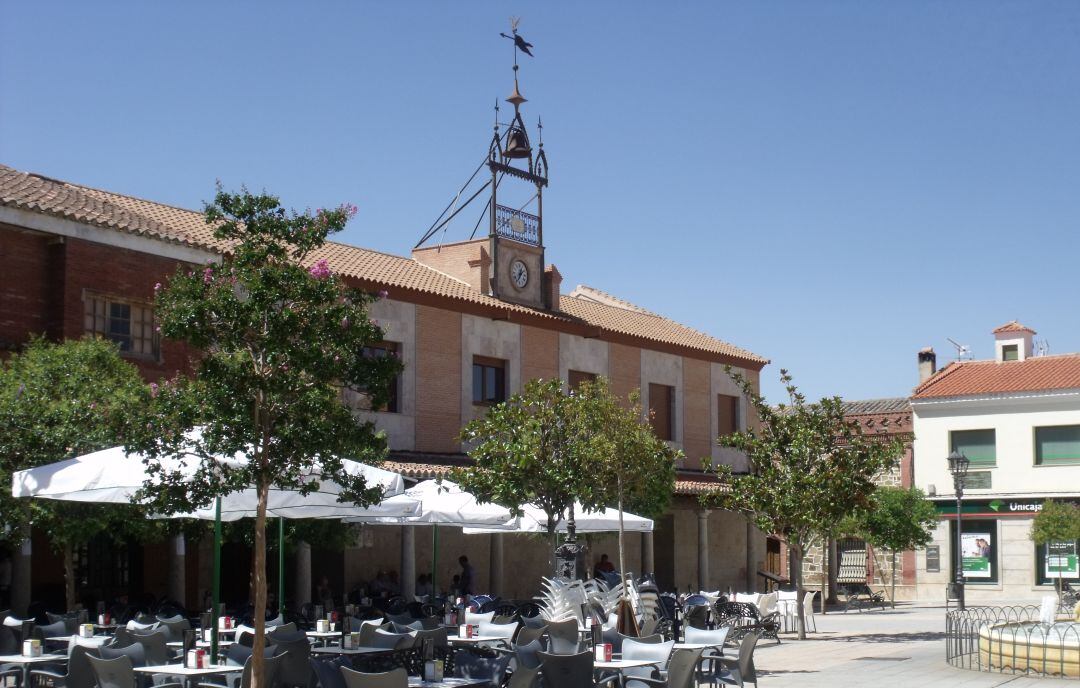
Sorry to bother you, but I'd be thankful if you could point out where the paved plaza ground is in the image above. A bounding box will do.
[746,603,1077,688]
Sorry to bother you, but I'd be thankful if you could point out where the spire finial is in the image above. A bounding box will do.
[500,17,534,112]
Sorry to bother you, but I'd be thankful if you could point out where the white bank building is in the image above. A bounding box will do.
[911,322,1080,602]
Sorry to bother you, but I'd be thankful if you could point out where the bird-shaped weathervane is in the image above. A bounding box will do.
[500,17,534,58]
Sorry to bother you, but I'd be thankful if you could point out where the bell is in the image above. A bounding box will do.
[502,128,532,159]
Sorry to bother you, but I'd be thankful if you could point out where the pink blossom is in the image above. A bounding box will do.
[341,317,350,329]
[203,267,214,284]
[378,290,389,299]
[154,282,162,292]
[149,382,159,398]
[309,259,331,279]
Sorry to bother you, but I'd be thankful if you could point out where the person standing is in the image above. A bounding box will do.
[458,556,475,598]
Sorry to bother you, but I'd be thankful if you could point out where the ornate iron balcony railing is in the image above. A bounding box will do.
[494,204,540,246]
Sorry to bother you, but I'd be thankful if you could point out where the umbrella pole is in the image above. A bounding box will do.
[211,496,221,663]
[278,517,285,617]
[432,524,438,595]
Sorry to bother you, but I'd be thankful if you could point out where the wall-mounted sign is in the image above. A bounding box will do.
[925,545,940,573]
[962,532,993,578]
[933,498,1080,518]
[1046,541,1079,579]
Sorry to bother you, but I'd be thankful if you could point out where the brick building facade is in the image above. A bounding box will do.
[1,163,770,611]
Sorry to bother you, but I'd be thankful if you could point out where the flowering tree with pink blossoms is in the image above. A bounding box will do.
[130,187,399,688]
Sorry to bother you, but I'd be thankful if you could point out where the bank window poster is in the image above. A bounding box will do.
[962,532,993,578]
[1046,541,1079,579]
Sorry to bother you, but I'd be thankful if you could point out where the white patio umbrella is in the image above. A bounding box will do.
[343,479,515,594]
[344,480,512,526]
[462,501,654,534]
[12,439,416,656]
[12,442,413,519]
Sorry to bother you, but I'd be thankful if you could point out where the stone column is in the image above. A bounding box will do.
[641,532,654,576]
[167,534,186,606]
[489,534,503,597]
[294,540,312,608]
[400,526,416,601]
[697,509,710,591]
[12,525,31,616]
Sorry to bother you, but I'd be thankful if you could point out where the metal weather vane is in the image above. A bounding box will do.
[500,17,534,59]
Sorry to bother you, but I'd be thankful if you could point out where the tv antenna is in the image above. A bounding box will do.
[1034,338,1050,357]
[946,338,972,361]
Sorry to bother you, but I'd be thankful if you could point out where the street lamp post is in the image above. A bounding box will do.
[948,450,970,611]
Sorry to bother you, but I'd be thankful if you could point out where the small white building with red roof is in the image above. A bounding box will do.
[911,322,1080,602]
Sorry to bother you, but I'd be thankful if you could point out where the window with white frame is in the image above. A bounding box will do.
[84,293,159,358]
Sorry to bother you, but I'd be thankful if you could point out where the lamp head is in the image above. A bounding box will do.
[947,450,970,479]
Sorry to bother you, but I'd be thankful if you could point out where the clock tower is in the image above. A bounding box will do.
[485,23,550,310]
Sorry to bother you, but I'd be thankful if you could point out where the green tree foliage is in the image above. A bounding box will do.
[701,368,901,639]
[456,377,678,582]
[1030,500,1080,596]
[579,380,678,591]
[129,187,400,688]
[848,486,938,607]
[0,336,152,611]
[456,378,604,538]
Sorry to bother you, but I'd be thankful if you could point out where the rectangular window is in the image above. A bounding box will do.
[567,370,596,391]
[648,383,674,441]
[358,341,400,413]
[925,545,940,573]
[950,519,998,584]
[1036,540,1080,586]
[1035,425,1080,465]
[472,356,507,405]
[951,429,996,466]
[84,293,159,358]
[717,394,739,437]
[1002,344,1019,361]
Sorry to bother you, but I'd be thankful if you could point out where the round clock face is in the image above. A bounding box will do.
[510,259,529,289]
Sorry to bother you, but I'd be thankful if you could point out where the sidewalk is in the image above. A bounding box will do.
[740,603,1077,687]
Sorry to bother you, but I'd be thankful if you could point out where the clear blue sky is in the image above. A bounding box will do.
[3,2,1078,403]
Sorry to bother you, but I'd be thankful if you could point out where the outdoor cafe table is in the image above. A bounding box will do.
[310,645,397,657]
[166,640,235,650]
[133,663,243,688]
[0,653,67,686]
[406,678,488,686]
[593,659,660,671]
[408,678,489,688]
[47,635,111,647]
[305,631,341,646]
[447,635,510,646]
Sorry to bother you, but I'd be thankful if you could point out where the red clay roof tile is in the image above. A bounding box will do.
[912,354,1080,399]
[1,164,766,366]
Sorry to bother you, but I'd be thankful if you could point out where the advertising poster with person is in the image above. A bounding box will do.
[1046,541,1079,579]
[962,532,992,578]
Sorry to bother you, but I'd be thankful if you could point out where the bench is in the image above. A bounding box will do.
[840,584,888,612]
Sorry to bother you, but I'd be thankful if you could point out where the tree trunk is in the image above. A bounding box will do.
[616,475,627,599]
[250,479,269,688]
[13,524,31,616]
[63,542,76,612]
[791,542,806,640]
[890,550,897,609]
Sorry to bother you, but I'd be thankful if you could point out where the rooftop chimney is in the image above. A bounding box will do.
[918,347,937,383]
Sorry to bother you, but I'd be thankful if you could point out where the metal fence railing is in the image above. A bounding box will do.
[947,605,1080,679]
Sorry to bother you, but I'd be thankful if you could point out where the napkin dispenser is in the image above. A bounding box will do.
[423,659,444,682]
[594,643,612,662]
[22,639,41,657]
